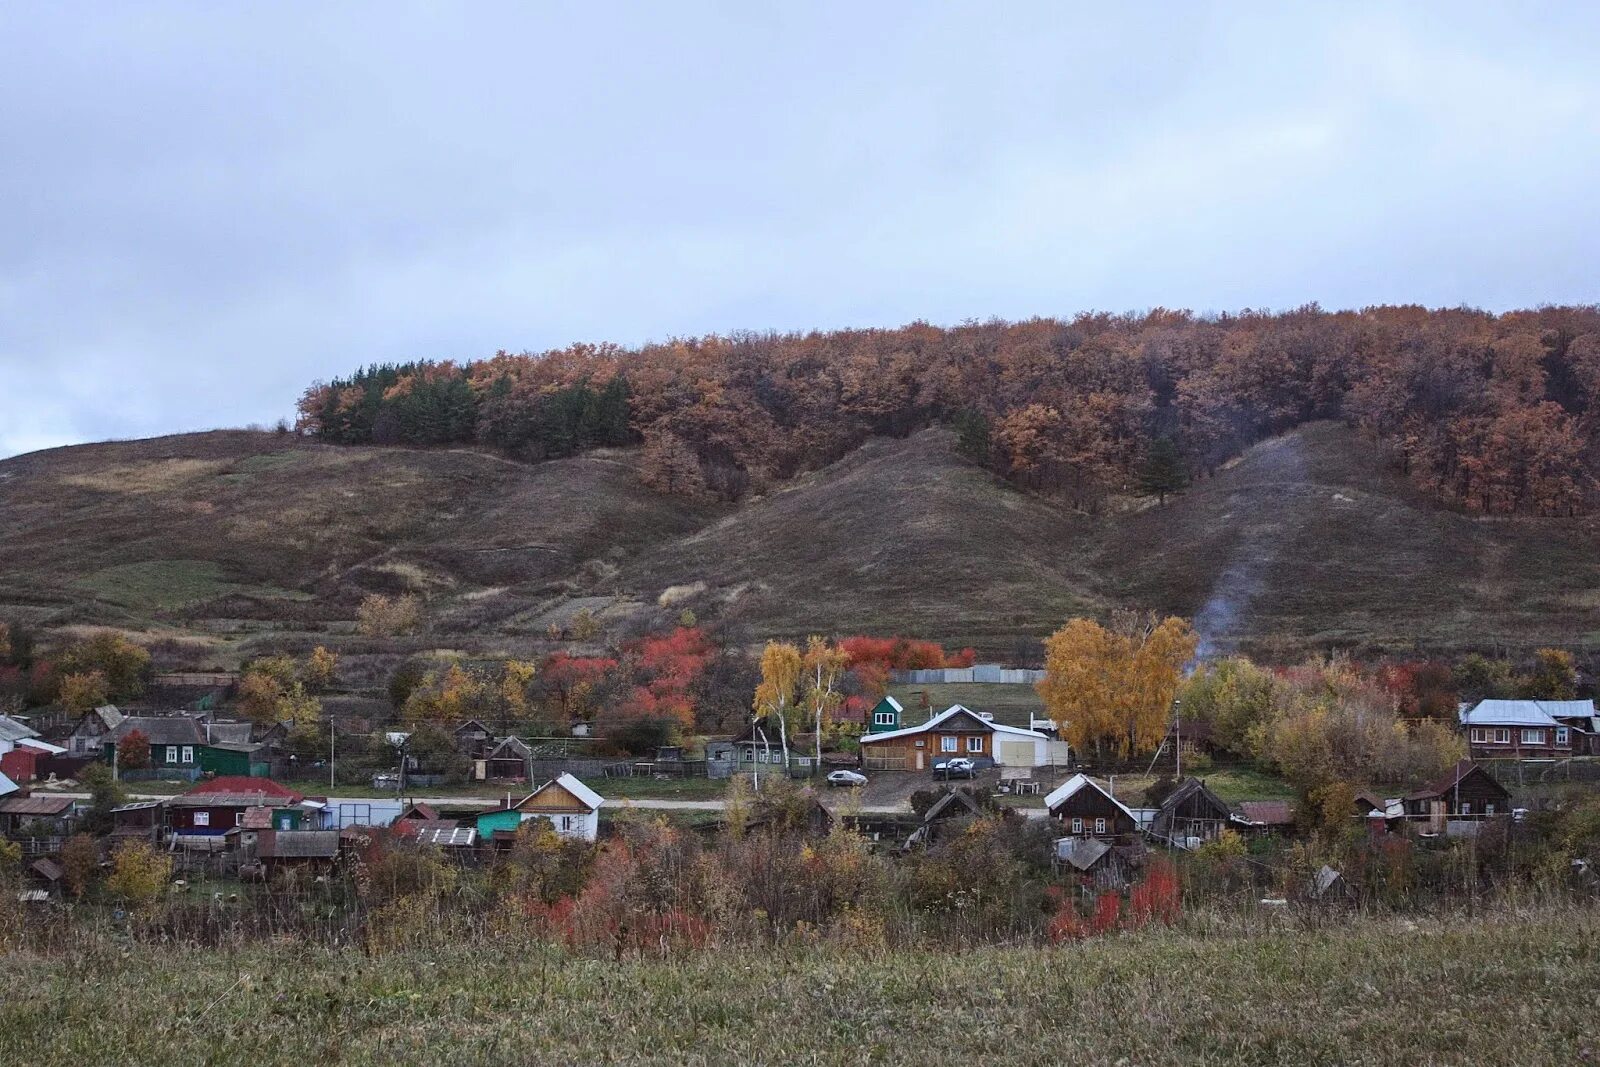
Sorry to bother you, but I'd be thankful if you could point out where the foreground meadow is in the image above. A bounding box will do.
[3,911,1595,1066]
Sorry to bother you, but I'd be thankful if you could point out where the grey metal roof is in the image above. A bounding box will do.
[1054,836,1112,871]
[0,716,40,743]
[112,716,205,745]
[258,830,340,858]
[1460,698,1598,728]
[169,792,287,807]
[203,722,255,745]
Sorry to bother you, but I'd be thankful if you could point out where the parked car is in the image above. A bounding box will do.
[827,769,868,788]
[934,758,976,780]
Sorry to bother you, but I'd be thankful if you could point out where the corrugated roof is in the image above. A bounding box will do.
[185,777,300,800]
[407,826,478,847]
[1459,697,1593,729]
[258,830,340,858]
[170,792,291,808]
[0,795,78,816]
[0,716,40,743]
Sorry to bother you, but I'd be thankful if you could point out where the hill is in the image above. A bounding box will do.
[1095,421,1600,657]
[2,422,1598,669]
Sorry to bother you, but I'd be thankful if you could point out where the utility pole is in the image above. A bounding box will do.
[1174,698,1182,780]
[329,713,336,790]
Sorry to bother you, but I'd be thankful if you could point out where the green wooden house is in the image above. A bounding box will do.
[866,695,905,734]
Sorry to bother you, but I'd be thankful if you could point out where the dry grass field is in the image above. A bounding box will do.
[2,911,1594,1065]
[4,421,1600,668]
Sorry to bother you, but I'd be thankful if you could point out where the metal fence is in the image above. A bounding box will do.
[890,665,1044,685]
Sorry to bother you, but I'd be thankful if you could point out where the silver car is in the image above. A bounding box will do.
[826,769,868,787]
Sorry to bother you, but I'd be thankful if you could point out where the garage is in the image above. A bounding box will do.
[999,739,1037,767]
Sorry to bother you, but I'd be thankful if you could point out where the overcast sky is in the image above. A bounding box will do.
[3,3,1598,458]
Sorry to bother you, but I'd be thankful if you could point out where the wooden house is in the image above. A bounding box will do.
[167,778,311,849]
[1149,777,1237,848]
[65,705,125,755]
[858,704,1054,772]
[907,788,989,847]
[1043,774,1140,841]
[0,793,80,852]
[106,716,206,776]
[1458,700,1583,759]
[478,736,534,781]
[453,719,493,755]
[476,773,603,841]
[1403,760,1512,829]
[235,829,342,879]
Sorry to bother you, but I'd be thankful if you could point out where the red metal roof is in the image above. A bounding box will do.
[184,776,302,802]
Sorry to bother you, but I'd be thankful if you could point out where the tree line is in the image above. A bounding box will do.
[297,305,1600,514]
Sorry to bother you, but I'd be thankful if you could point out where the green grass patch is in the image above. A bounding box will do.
[72,559,309,611]
[1,913,1592,1064]
[888,681,1044,726]
[582,775,727,800]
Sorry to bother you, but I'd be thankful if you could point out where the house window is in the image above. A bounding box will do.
[1557,728,1570,745]
[941,737,958,753]
[181,746,194,765]
[235,812,246,826]
[165,745,178,764]
[874,712,895,726]
[1485,803,1496,815]
[1460,802,1471,816]
[1470,728,1486,744]
[1094,818,1106,834]
[194,812,210,827]
[1494,729,1510,744]
[967,736,983,753]
[1071,817,1083,833]
[1522,729,1544,745]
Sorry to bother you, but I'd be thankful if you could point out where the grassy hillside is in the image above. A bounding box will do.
[1096,421,1600,657]
[2,913,1591,1065]
[623,429,1102,649]
[3,421,1599,664]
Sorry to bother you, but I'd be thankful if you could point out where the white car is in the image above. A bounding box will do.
[827,769,868,787]
[934,757,977,779]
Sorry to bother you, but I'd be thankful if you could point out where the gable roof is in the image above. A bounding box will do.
[875,695,903,713]
[1157,777,1233,819]
[1043,774,1139,823]
[453,719,492,734]
[485,736,533,759]
[922,789,985,823]
[516,772,604,813]
[397,802,441,821]
[0,772,18,798]
[1458,699,1595,728]
[1408,760,1510,802]
[112,716,205,746]
[859,704,1046,744]
[86,705,125,731]
[184,776,301,801]
[201,721,255,745]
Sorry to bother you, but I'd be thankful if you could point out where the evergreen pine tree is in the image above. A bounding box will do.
[1139,438,1188,504]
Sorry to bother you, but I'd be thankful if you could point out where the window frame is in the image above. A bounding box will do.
[1556,727,1570,745]
[165,745,178,764]
[941,736,958,753]
[181,745,194,765]
[1094,817,1106,835]
[1070,817,1083,834]
[193,811,210,827]
[1470,728,1486,744]
[1522,729,1544,745]
[1494,728,1510,744]
[967,736,984,753]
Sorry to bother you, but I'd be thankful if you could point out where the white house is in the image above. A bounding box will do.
[858,704,1058,770]
[510,772,604,842]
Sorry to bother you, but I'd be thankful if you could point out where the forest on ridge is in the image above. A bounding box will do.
[296,304,1600,515]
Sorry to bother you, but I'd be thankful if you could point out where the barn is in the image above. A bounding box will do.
[858,704,1054,772]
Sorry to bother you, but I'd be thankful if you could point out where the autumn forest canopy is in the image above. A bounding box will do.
[296,305,1600,516]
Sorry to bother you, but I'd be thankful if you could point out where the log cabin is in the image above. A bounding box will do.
[1043,774,1140,841]
[857,704,1054,772]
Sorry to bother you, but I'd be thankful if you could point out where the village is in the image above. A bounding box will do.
[4,652,1597,915]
